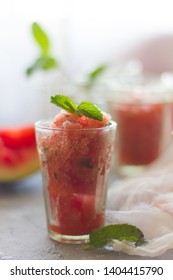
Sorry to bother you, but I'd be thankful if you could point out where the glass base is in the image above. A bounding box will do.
[116,164,146,177]
[48,229,89,244]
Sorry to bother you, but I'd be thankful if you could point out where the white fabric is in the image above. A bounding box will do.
[106,142,173,256]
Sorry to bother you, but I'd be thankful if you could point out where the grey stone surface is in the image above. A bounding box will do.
[0,173,173,260]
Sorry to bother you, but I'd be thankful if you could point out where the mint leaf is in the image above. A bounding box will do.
[85,224,145,249]
[26,22,58,76]
[50,95,103,121]
[50,95,77,114]
[76,101,103,121]
[32,22,50,55]
[84,64,107,89]
[26,56,57,75]
[88,64,107,81]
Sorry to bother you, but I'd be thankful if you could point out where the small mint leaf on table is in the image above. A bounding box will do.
[85,224,145,249]
[50,95,77,114]
[76,101,103,121]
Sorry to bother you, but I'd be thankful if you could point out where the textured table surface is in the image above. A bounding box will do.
[0,173,173,260]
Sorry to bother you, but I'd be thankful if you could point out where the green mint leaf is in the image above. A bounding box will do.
[88,64,107,81]
[76,101,103,121]
[32,22,50,55]
[104,122,112,127]
[26,22,58,76]
[26,56,57,76]
[84,64,107,89]
[85,224,145,249]
[50,95,77,114]
[50,95,103,121]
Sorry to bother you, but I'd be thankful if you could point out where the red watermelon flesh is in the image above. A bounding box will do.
[0,125,40,181]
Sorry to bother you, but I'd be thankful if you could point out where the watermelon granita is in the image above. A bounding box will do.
[109,100,173,176]
[35,95,116,243]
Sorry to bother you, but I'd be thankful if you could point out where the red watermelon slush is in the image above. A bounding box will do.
[35,111,116,243]
[109,101,172,176]
[112,103,163,165]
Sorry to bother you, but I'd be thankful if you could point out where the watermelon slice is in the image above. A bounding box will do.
[0,125,40,181]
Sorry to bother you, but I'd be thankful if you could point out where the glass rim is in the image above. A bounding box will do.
[35,119,117,131]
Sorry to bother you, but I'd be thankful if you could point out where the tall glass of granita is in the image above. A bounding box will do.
[35,105,116,244]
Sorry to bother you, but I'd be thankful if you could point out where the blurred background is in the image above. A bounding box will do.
[1,0,173,124]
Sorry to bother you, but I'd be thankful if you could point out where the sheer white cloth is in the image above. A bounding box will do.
[106,142,173,257]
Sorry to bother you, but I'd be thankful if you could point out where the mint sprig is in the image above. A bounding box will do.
[51,95,77,114]
[50,94,103,121]
[85,224,145,249]
[26,22,58,76]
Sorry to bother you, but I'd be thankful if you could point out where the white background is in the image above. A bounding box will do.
[1,0,173,125]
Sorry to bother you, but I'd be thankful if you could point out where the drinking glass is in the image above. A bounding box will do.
[108,85,173,176]
[35,120,116,243]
